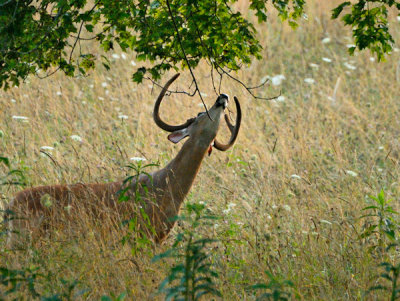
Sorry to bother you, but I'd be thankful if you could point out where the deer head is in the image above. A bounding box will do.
[153,73,241,155]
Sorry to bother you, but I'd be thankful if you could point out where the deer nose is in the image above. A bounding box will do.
[216,94,229,108]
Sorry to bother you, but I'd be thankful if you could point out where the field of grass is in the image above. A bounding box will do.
[2,1,400,299]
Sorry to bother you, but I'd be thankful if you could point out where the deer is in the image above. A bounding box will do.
[5,73,241,245]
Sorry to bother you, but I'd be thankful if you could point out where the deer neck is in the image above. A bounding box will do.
[156,137,209,206]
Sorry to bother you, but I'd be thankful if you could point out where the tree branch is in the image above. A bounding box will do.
[165,0,211,119]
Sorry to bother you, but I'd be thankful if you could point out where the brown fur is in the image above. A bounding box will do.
[6,96,228,245]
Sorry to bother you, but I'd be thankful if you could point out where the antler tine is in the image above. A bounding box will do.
[153,73,195,132]
[214,96,242,151]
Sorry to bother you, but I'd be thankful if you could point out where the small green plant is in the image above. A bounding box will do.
[360,189,399,249]
[367,244,400,301]
[153,201,221,300]
[247,271,295,301]
[0,266,83,300]
[118,160,158,255]
[0,266,41,299]
[101,292,127,301]
[1,155,26,239]
[0,156,26,187]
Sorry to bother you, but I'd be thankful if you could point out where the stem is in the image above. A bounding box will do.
[391,267,398,301]
[165,0,212,120]
[185,232,193,301]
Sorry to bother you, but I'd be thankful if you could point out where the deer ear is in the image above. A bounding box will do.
[167,128,189,144]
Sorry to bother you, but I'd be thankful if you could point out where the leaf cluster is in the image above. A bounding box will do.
[332,0,400,61]
[0,156,26,187]
[247,270,295,301]
[152,202,221,300]
[0,266,82,300]
[367,253,400,301]
[117,161,159,255]
[360,189,399,248]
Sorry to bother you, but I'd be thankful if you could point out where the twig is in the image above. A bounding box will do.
[145,77,196,97]
[215,64,280,100]
[165,0,212,119]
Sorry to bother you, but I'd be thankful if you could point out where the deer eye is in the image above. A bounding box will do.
[197,112,205,117]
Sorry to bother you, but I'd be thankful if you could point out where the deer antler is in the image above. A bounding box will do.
[153,73,196,132]
[214,96,242,151]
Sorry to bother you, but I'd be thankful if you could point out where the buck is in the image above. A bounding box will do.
[6,73,241,244]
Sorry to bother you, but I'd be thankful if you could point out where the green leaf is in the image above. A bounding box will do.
[0,157,10,167]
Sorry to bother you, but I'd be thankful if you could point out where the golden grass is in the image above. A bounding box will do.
[2,0,400,299]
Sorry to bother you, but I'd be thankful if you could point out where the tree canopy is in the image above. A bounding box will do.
[0,0,399,91]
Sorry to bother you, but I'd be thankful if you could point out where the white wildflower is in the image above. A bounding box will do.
[320,219,332,225]
[223,203,236,214]
[105,90,110,95]
[130,157,146,162]
[283,205,291,212]
[118,114,128,120]
[394,48,400,52]
[321,37,331,44]
[345,170,358,177]
[82,101,86,105]
[322,57,332,63]
[98,96,105,101]
[101,82,108,87]
[397,15,400,22]
[148,85,153,89]
[302,231,308,235]
[276,95,285,102]
[112,53,120,59]
[89,84,94,89]
[131,60,137,66]
[106,77,112,81]
[271,74,286,86]
[40,146,54,151]
[56,91,62,96]
[11,98,16,103]
[272,204,278,210]
[121,53,127,60]
[12,116,29,122]
[346,44,356,48]
[304,78,315,84]
[378,146,384,150]
[227,202,236,210]
[222,208,231,214]
[369,57,375,62]
[290,174,301,180]
[200,92,208,97]
[344,62,356,70]
[266,214,272,220]
[70,135,82,142]
[309,63,319,69]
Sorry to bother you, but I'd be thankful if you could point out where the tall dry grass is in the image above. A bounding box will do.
[1,0,400,299]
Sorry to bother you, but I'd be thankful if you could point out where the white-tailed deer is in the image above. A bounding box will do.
[6,73,241,244]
